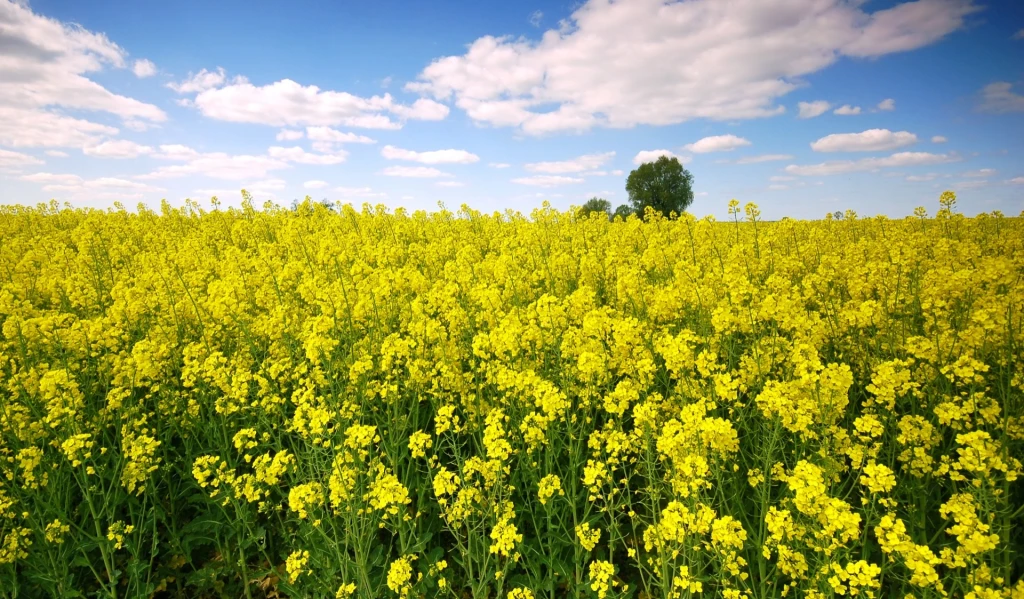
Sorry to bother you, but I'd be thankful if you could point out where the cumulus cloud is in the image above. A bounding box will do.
[684,135,751,153]
[810,129,917,152]
[436,181,465,187]
[138,146,291,181]
[405,0,976,134]
[735,154,793,164]
[381,145,480,164]
[877,98,895,111]
[167,67,231,94]
[22,171,165,202]
[798,101,832,119]
[267,146,347,165]
[83,140,154,159]
[1009,177,1024,184]
[0,2,166,149]
[0,148,44,168]
[977,82,1024,113]
[489,162,511,168]
[45,150,68,158]
[931,135,948,143]
[306,127,376,144]
[131,60,158,80]
[785,151,957,176]
[525,152,614,173]
[276,129,304,141]
[833,104,862,115]
[906,173,939,182]
[195,179,287,200]
[171,74,450,129]
[132,59,156,78]
[334,186,387,198]
[303,180,329,189]
[632,149,683,165]
[511,175,585,187]
[379,166,451,178]
[962,168,995,177]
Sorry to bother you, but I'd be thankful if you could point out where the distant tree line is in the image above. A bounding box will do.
[578,155,695,220]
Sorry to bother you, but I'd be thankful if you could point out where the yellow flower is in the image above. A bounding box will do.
[576,522,601,551]
[285,549,310,583]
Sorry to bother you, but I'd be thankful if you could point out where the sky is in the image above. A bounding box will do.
[0,0,1022,219]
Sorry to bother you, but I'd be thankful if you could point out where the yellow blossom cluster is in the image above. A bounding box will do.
[0,195,1020,598]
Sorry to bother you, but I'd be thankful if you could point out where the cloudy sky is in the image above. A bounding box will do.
[1,0,1022,218]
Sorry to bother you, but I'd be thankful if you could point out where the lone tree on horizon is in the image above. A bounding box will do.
[579,197,612,218]
[625,155,694,218]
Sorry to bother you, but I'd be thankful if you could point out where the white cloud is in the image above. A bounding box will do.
[1009,177,1024,184]
[0,2,166,149]
[381,145,480,164]
[379,166,451,178]
[785,151,957,176]
[977,82,1024,113]
[267,145,347,165]
[335,186,387,199]
[770,175,796,182]
[684,135,751,153]
[388,98,450,121]
[436,181,465,187]
[22,172,85,185]
[735,153,793,164]
[512,175,585,187]
[45,150,68,158]
[22,171,165,202]
[132,59,156,78]
[138,147,291,181]
[798,101,832,119]
[406,0,975,134]
[195,179,287,200]
[962,168,995,178]
[633,150,687,165]
[154,144,200,161]
[833,104,862,115]
[304,180,329,189]
[0,148,44,168]
[168,67,230,93]
[525,152,614,173]
[306,127,376,144]
[276,129,305,141]
[611,169,624,176]
[176,75,449,129]
[530,10,543,27]
[810,129,917,152]
[83,139,154,159]
[931,135,948,143]
[1013,29,1024,40]
[489,162,511,168]
[906,173,939,182]
[876,98,895,111]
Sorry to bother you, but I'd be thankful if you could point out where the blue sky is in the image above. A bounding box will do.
[0,0,1022,219]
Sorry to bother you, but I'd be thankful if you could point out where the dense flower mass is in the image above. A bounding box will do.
[0,195,1021,598]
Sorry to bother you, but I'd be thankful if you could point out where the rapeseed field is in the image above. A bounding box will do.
[0,192,1021,599]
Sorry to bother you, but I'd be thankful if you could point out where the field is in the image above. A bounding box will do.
[0,194,1022,599]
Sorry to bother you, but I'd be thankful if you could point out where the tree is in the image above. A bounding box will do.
[579,197,611,218]
[612,204,634,220]
[624,156,694,218]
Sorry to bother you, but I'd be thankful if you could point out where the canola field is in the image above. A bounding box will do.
[0,194,1022,599]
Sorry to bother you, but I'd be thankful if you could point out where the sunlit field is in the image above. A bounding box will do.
[0,193,1021,599]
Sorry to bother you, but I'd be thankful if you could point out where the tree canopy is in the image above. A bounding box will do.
[624,156,694,218]
[578,197,612,218]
